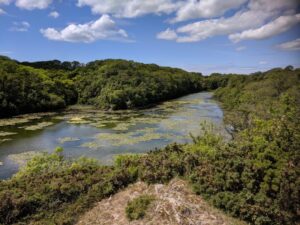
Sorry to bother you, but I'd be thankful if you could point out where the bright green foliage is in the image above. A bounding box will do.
[115,143,190,184]
[0,57,77,117]
[214,67,300,132]
[0,57,206,117]
[0,149,137,225]
[189,67,300,225]
[125,195,155,220]
[74,59,204,109]
[0,65,299,225]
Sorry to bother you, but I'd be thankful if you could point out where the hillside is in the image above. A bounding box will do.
[77,179,246,225]
[0,57,206,117]
[0,66,299,225]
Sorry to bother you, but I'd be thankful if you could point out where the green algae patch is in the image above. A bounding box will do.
[130,116,163,125]
[7,151,44,166]
[23,122,54,131]
[95,128,175,147]
[0,138,12,143]
[80,142,103,149]
[0,131,17,137]
[67,116,90,124]
[112,122,135,131]
[0,117,31,127]
[89,122,107,128]
[58,137,80,144]
[0,113,56,127]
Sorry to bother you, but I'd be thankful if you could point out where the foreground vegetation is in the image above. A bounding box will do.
[125,195,155,221]
[0,56,207,117]
[0,66,299,225]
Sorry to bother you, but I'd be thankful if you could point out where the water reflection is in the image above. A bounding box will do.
[0,92,224,179]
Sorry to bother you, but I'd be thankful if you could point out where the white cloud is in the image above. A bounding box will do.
[49,11,59,18]
[15,0,52,9]
[10,21,30,32]
[157,28,177,40]
[171,0,247,23]
[0,0,12,4]
[229,14,300,42]
[259,60,267,65]
[277,38,300,51]
[157,0,300,43]
[77,0,180,18]
[0,0,52,9]
[172,10,270,42]
[236,46,246,51]
[41,14,128,43]
[0,8,6,14]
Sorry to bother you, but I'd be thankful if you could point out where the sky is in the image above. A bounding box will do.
[0,0,299,75]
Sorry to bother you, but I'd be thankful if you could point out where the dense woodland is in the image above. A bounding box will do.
[0,56,206,117]
[0,58,299,225]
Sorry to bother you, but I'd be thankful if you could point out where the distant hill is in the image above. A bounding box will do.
[0,56,207,117]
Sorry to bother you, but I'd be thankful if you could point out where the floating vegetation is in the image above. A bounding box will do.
[0,117,31,127]
[58,137,80,144]
[89,122,107,128]
[0,131,17,137]
[7,151,44,166]
[111,122,135,131]
[0,138,12,143]
[23,122,54,131]
[96,129,175,147]
[81,142,104,149]
[130,116,163,125]
[67,117,90,124]
[0,113,56,127]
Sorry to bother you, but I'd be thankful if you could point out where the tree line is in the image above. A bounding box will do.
[0,56,208,117]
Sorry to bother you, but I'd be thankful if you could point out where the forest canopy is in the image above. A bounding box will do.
[0,56,207,117]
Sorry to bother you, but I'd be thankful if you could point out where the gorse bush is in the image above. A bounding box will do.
[125,195,155,220]
[0,148,137,225]
[0,66,298,225]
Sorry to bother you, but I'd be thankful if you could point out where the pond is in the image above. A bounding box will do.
[0,92,225,179]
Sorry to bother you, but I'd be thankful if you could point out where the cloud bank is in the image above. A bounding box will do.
[277,38,300,51]
[41,15,128,43]
[157,0,300,43]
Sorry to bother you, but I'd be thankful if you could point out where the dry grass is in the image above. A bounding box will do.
[77,179,247,225]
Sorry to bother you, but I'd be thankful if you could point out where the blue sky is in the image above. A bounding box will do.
[0,0,299,74]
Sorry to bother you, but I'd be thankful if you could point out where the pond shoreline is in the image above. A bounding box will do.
[0,92,224,180]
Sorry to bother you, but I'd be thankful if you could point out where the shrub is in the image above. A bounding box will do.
[125,195,155,221]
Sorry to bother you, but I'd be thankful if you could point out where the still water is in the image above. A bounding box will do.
[0,92,224,179]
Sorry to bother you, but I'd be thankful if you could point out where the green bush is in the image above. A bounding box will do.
[125,195,155,220]
[0,66,299,225]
